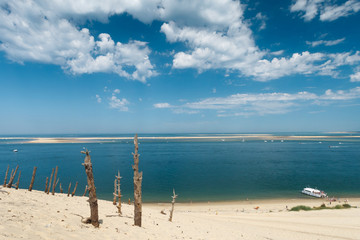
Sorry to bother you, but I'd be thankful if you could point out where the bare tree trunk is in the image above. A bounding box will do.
[169,189,178,222]
[7,165,19,188]
[113,179,117,205]
[52,166,58,195]
[116,171,122,215]
[81,150,99,228]
[59,183,63,193]
[28,167,37,191]
[82,185,88,196]
[67,182,71,196]
[132,134,143,227]
[72,181,78,197]
[47,168,54,194]
[45,177,49,193]
[3,165,9,187]
[15,170,21,190]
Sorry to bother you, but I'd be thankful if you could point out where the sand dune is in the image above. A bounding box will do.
[1,187,359,239]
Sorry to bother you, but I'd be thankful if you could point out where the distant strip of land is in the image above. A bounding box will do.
[1,134,360,144]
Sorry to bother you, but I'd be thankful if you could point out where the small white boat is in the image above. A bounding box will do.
[13,149,18,152]
[301,187,327,198]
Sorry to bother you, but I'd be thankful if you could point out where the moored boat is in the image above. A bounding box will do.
[301,187,327,198]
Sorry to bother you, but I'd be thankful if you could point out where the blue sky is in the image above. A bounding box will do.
[0,0,360,134]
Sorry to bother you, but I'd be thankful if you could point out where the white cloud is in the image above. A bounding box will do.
[320,0,360,21]
[306,38,345,47]
[0,1,156,82]
[95,94,102,103]
[350,72,360,82]
[109,95,129,111]
[291,0,360,21]
[156,87,360,116]
[113,89,120,94]
[153,103,172,108]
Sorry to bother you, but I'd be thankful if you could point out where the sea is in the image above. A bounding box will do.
[1,133,359,203]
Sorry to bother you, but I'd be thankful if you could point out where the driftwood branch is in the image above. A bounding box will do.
[52,166,58,195]
[28,167,37,191]
[81,150,99,228]
[132,134,142,227]
[7,165,19,188]
[3,165,9,187]
[59,183,64,193]
[113,179,117,205]
[169,188,178,222]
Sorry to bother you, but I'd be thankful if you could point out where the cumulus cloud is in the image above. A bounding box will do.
[0,1,156,82]
[350,72,360,82]
[109,95,129,111]
[291,0,360,21]
[154,87,360,116]
[306,38,346,47]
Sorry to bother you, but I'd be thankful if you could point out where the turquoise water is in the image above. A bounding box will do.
[1,133,360,202]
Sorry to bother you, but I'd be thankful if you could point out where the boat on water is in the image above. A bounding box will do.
[301,187,327,198]
[13,149,18,152]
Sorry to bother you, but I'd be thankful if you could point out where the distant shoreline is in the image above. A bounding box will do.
[2,134,360,144]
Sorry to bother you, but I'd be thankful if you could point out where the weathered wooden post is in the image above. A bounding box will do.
[45,177,49,192]
[28,167,37,191]
[67,182,72,196]
[47,168,54,194]
[15,170,21,190]
[132,134,143,227]
[169,188,178,222]
[72,181,78,196]
[7,165,19,188]
[52,166,58,195]
[82,185,88,196]
[81,150,99,227]
[3,165,9,187]
[59,183,64,193]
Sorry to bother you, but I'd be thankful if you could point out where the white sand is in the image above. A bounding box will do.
[1,187,359,240]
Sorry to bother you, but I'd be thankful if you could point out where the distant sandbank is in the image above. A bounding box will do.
[2,134,360,144]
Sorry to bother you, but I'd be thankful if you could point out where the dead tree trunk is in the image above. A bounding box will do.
[45,177,49,192]
[72,181,78,196]
[132,134,143,227]
[3,165,9,187]
[67,182,72,196]
[81,150,99,228]
[59,183,64,193]
[15,170,21,190]
[47,168,54,194]
[113,179,117,205]
[28,167,37,191]
[116,171,122,215]
[82,185,88,196]
[7,165,19,188]
[52,166,58,195]
[169,189,178,222]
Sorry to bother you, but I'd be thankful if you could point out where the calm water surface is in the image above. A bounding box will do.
[1,134,359,202]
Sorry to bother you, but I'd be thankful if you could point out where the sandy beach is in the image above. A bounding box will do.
[1,187,359,240]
